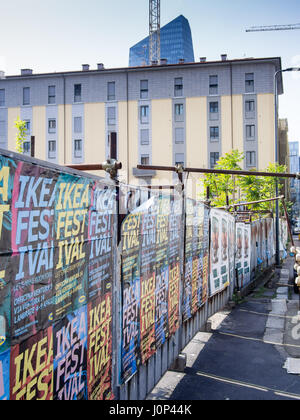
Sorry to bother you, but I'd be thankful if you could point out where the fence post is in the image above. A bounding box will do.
[174,164,186,356]
[30,136,35,158]
[101,159,122,400]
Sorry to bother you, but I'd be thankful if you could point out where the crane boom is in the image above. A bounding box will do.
[246,23,300,32]
[149,0,161,64]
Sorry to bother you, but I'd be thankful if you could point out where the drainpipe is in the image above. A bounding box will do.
[230,63,234,149]
[126,70,129,184]
[63,74,66,165]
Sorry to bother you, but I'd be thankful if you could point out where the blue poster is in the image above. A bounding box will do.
[0,350,10,400]
[53,306,88,400]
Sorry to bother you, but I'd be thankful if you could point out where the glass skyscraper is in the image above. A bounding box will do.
[129,15,195,67]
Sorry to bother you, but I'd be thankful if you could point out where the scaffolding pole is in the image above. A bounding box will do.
[137,164,299,179]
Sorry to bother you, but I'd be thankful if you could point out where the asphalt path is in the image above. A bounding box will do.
[168,299,300,400]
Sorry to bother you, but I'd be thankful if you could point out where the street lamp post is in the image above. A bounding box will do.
[274,67,300,267]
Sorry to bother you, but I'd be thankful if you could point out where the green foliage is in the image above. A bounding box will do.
[204,150,244,207]
[15,117,27,154]
[203,150,292,216]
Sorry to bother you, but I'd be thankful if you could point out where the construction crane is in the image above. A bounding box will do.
[149,0,161,64]
[246,23,300,32]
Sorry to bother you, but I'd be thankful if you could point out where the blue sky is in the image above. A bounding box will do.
[1,0,300,143]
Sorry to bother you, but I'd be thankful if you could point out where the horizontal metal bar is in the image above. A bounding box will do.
[217,195,284,210]
[147,185,175,189]
[137,164,297,179]
[66,162,122,171]
[234,210,272,214]
[137,164,175,172]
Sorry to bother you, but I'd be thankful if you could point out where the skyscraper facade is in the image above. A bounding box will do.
[289,141,300,211]
[129,15,195,66]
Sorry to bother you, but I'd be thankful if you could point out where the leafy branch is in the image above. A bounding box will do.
[15,117,27,154]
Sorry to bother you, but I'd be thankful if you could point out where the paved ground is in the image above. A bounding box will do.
[147,238,300,400]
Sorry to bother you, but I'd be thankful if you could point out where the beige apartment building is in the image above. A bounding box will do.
[0,56,283,185]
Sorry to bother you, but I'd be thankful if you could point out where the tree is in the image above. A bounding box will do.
[239,163,289,215]
[15,117,27,154]
[203,150,244,207]
[203,150,292,216]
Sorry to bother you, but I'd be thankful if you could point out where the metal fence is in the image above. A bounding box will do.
[0,150,284,401]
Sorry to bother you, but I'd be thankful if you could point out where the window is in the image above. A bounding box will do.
[24,120,30,134]
[210,152,219,168]
[209,102,219,113]
[23,141,31,154]
[140,129,149,145]
[0,121,5,135]
[140,80,148,99]
[246,151,256,167]
[23,87,30,105]
[48,86,56,104]
[107,107,116,125]
[175,127,184,143]
[174,103,184,121]
[175,153,184,166]
[209,75,218,95]
[0,89,5,107]
[246,124,255,140]
[74,139,82,157]
[245,100,255,112]
[245,73,254,93]
[210,126,219,141]
[74,116,82,133]
[48,140,56,158]
[141,154,150,165]
[107,82,115,101]
[48,119,56,133]
[140,105,149,123]
[74,84,82,102]
[174,77,183,97]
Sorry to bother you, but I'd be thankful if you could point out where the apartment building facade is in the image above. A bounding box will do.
[0,56,283,185]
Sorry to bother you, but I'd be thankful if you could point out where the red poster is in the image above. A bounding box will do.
[87,294,114,400]
[168,262,180,336]
[10,327,53,400]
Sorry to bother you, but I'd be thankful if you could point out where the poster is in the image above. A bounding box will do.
[0,257,12,354]
[87,181,115,400]
[154,196,170,350]
[121,210,141,382]
[267,218,275,260]
[120,192,183,382]
[0,350,10,400]
[243,224,251,286]
[183,200,210,321]
[10,327,53,400]
[53,306,88,400]
[0,151,118,400]
[228,214,235,290]
[88,294,114,400]
[88,182,115,301]
[162,194,181,339]
[182,199,194,321]
[139,200,157,363]
[0,158,15,353]
[220,214,229,289]
[235,222,244,289]
[54,174,90,319]
[210,209,230,296]
[168,261,180,336]
[11,162,57,344]
[250,220,259,276]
